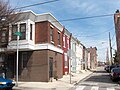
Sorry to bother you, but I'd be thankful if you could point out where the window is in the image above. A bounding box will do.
[21,52,28,68]
[1,31,7,42]
[64,53,68,68]
[20,23,26,40]
[67,38,69,49]
[63,35,65,47]
[58,32,60,45]
[73,43,76,52]
[12,25,17,40]
[0,54,5,62]
[49,57,53,78]
[50,27,53,42]
[30,24,32,40]
[117,17,120,24]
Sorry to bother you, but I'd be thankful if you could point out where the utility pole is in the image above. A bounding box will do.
[106,48,109,65]
[109,32,113,65]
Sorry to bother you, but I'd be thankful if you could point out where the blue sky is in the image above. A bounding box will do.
[9,0,119,61]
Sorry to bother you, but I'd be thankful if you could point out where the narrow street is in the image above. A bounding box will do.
[73,67,120,90]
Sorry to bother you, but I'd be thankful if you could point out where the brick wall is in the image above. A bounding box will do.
[48,50,63,79]
[114,13,120,64]
[19,50,63,82]
[35,21,49,44]
[19,50,48,82]
[35,21,63,48]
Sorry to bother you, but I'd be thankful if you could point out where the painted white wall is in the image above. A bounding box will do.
[70,38,77,73]
[8,19,35,50]
[76,43,83,73]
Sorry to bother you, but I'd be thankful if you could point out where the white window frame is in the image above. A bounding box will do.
[63,35,65,48]
[67,37,69,49]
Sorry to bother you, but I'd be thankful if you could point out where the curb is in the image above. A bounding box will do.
[69,70,95,90]
[13,70,96,90]
[74,71,94,86]
[13,87,56,90]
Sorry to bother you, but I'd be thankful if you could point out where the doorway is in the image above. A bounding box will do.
[49,57,53,81]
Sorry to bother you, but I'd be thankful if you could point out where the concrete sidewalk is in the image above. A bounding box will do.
[13,70,94,90]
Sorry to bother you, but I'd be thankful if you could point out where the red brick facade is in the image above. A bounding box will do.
[35,21,63,47]
[35,21,49,44]
[18,50,63,82]
[114,12,120,64]
[88,47,97,69]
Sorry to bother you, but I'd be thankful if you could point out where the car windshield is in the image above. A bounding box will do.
[0,73,5,78]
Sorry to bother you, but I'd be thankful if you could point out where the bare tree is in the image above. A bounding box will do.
[0,0,20,46]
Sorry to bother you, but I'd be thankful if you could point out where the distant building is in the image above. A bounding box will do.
[97,61,105,66]
[62,28,71,75]
[82,46,88,70]
[87,51,91,69]
[87,47,97,69]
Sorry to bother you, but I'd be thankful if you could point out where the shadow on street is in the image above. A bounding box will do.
[83,70,117,84]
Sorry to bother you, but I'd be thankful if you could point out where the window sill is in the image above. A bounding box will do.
[65,66,68,68]
[51,41,54,44]
[58,45,61,48]
[63,46,66,48]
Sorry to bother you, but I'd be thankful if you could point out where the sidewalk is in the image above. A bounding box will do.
[13,70,94,90]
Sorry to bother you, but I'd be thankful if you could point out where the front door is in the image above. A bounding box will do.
[49,57,53,80]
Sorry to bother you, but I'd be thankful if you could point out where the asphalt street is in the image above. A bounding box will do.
[73,67,120,90]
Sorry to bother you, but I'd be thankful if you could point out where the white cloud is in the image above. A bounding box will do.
[63,0,100,15]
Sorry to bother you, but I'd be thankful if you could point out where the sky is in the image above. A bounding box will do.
[9,0,119,62]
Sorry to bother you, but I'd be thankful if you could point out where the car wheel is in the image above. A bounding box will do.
[6,88,12,90]
[112,78,116,82]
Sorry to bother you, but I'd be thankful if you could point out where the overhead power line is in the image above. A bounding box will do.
[52,14,114,22]
[15,0,60,9]
[77,27,114,37]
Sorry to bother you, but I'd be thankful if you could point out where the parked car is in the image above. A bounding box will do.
[0,73,15,90]
[110,67,120,81]
[108,65,120,73]
[104,65,110,72]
